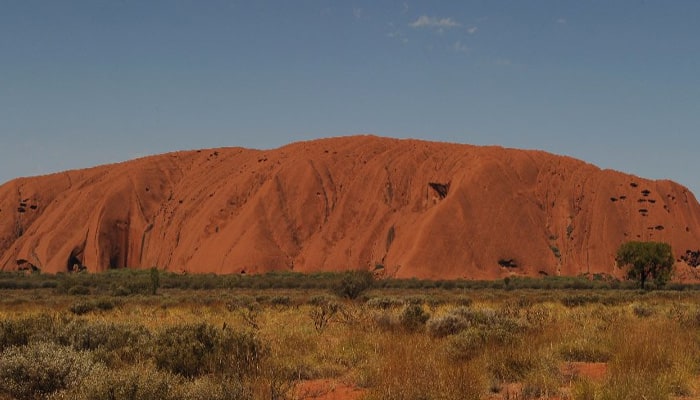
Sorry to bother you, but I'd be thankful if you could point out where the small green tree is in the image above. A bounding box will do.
[615,241,674,289]
[150,267,160,295]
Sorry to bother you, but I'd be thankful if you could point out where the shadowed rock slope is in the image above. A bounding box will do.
[2,135,700,280]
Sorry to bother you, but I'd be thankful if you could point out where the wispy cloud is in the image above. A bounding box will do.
[467,26,478,35]
[387,30,409,44]
[452,41,468,53]
[556,17,567,25]
[410,15,460,29]
[353,7,363,19]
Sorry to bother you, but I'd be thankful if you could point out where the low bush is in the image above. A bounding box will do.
[399,304,429,332]
[67,285,91,296]
[561,294,601,308]
[366,296,403,309]
[0,342,104,400]
[427,311,469,338]
[309,300,340,333]
[58,319,151,365]
[154,323,265,378]
[335,270,374,300]
[308,294,334,306]
[69,298,117,315]
[427,307,472,337]
[269,295,291,307]
[0,313,59,351]
[632,302,655,318]
[445,308,525,362]
[61,366,181,400]
[70,301,97,315]
[559,338,612,363]
[487,344,543,383]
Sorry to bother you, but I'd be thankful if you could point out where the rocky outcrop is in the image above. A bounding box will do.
[2,135,700,280]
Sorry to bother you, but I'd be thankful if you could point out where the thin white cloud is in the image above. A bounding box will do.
[452,41,468,53]
[467,26,478,35]
[387,30,409,44]
[410,15,460,29]
[556,17,567,25]
[353,7,363,19]
[402,2,409,14]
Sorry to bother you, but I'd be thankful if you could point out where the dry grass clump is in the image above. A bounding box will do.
[600,318,697,399]
[569,313,699,400]
[365,333,486,400]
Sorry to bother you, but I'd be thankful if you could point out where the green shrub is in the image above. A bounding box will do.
[399,304,429,332]
[559,338,612,362]
[0,342,104,400]
[112,285,132,296]
[488,345,541,383]
[269,296,291,307]
[561,294,601,308]
[445,309,524,362]
[455,296,473,307]
[59,319,151,365]
[335,270,374,300]
[632,303,655,318]
[446,328,489,361]
[68,285,91,296]
[308,294,334,306]
[70,301,97,315]
[0,314,60,351]
[427,312,469,338]
[63,366,181,400]
[366,296,403,309]
[95,298,116,310]
[154,323,264,377]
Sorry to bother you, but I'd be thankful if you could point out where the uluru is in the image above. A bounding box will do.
[1,135,699,281]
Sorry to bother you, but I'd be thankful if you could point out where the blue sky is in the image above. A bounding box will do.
[1,1,699,195]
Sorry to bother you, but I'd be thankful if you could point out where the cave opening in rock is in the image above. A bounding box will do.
[66,249,85,272]
[429,182,450,199]
[498,258,518,268]
[109,252,124,269]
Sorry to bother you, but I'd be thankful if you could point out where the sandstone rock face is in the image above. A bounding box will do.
[1,135,700,280]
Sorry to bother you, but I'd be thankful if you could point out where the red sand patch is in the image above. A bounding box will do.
[295,379,365,400]
[562,361,608,381]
